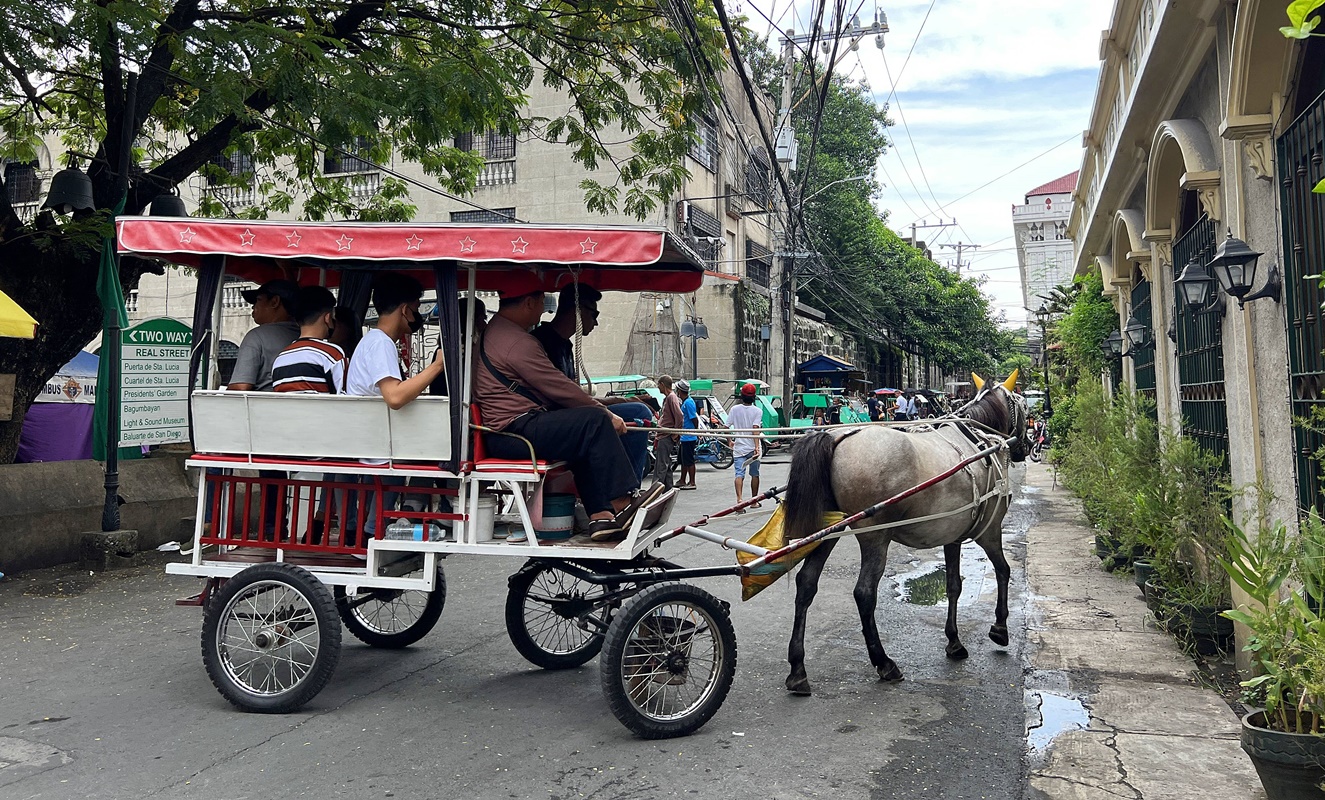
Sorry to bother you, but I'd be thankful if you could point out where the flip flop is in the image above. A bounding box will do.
[589,518,627,542]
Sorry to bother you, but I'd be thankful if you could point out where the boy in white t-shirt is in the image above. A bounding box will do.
[727,382,764,510]
[345,273,444,544]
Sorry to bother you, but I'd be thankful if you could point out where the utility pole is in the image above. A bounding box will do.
[939,241,980,275]
[908,219,955,258]
[770,7,888,417]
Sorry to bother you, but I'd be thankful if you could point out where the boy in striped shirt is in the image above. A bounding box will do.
[272,286,347,394]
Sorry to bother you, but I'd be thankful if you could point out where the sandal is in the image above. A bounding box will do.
[589,518,627,542]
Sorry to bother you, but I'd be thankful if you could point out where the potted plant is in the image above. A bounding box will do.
[1219,517,1325,799]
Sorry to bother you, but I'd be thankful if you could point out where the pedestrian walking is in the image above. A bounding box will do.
[727,382,763,512]
[676,380,699,490]
[653,375,683,489]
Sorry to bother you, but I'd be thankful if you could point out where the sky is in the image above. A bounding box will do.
[738,0,1115,327]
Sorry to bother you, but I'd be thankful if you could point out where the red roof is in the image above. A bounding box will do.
[1026,171,1079,199]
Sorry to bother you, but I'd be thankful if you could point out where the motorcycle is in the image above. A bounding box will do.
[1028,424,1049,462]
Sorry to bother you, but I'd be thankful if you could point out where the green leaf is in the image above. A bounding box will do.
[1312,177,1325,192]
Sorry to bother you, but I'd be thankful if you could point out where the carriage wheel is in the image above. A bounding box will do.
[600,583,737,739]
[201,563,341,713]
[506,562,612,669]
[335,565,446,649]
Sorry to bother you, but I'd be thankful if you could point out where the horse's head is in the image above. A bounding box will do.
[966,370,1030,462]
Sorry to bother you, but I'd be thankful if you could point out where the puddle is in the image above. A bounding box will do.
[899,567,946,606]
[1026,689,1089,753]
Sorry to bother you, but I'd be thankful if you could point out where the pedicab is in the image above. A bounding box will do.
[119,217,1029,739]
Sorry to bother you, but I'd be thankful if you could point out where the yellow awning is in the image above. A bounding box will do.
[0,289,37,339]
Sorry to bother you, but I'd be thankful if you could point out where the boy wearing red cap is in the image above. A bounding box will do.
[728,382,764,509]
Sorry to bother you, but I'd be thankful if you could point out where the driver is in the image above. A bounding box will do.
[475,273,662,541]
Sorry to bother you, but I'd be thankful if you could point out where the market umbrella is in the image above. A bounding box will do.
[0,289,37,339]
[874,387,898,395]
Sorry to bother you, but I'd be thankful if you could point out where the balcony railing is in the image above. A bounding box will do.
[222,282,258,309]
[208,182,257,210]
[477,159,516,187]
[330,170,382,199]
[11,202,38,224]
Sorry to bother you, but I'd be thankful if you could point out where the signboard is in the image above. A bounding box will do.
[120,318,192,446]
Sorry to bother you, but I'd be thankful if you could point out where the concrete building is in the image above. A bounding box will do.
[1069,0,1312,529]
[1014,171,1078,320]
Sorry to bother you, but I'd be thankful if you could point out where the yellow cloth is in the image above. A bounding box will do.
[737,504,846,601]
[0,290,36,339]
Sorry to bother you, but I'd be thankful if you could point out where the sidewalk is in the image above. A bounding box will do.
[1021,462,1264,800]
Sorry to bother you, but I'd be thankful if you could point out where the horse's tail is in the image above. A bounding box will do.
[784,431,838,542]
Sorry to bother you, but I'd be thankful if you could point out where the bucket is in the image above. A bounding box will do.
[473,495,497,543]
[535,493,577,540]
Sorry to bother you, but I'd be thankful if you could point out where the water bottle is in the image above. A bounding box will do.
[384,520,446,542]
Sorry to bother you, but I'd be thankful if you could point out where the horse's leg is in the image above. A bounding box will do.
[854,537,903,682]
[943,542,968,660]
[786,537,840,696]
[976,533,1012,646]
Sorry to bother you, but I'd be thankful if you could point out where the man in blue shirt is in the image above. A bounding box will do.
[677,380,699,489]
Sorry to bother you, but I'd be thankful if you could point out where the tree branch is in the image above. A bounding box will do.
[134,0,203,136]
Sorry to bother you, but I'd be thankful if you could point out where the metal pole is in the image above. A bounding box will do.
[102,71,137,533]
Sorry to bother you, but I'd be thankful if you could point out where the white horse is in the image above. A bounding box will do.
[781,373,1029,695]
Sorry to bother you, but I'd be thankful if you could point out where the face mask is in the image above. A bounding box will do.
[407,307,424,334]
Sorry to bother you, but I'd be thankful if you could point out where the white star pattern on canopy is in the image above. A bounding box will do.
[511,236,530,254]
[336,234,354,251]
[286,230,302,248]
[239,229,255,247]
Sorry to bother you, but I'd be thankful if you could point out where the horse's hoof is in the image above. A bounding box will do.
[946,641,969,660]
[877,662,904,682]
[785,675,813,696]
[988,625,1009,647]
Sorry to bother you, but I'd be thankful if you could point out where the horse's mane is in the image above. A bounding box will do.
[960,388,1011,434]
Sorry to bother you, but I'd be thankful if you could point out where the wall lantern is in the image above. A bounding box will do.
[1101,329,1125,358]
[1207,229,1282,308]
[1175,255,1216,310]
[1123,311,1150,349]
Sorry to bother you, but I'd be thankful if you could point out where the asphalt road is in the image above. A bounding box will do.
[0,457,1038,800]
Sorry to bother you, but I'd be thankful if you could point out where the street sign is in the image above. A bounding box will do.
[119,317,191,446]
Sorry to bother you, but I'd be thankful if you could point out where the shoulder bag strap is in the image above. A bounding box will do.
[479,330,547,408]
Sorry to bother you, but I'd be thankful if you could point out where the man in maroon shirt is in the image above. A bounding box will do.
[476,273,658,541]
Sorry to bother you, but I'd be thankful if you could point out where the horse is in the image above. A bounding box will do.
[780,372,1030,695]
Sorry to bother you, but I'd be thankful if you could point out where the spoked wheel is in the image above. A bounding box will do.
[506,562,613,669]
[201,563,341,713]
[713,443,734,470]
[335,566,446,649]
[600,583,737,739]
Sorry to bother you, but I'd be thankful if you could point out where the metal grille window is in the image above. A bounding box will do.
[746,239,772,287]
[1278,96,1325,514]
[208,152,254,185]
[684,203,722,268]
[450,207,516,223]
[323,136,375,175]
[1171,215,1228,464]
[746,147,771,208]
[690,117,718,172]
[1130,279,1156,414]
[3,160,40,204]
[456,131,517,160]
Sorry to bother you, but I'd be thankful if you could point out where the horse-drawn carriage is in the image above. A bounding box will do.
[121,216,1029,739]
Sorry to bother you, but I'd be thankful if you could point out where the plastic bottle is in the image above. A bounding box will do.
[384,520,446,542]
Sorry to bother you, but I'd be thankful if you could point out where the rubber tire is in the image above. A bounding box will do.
[335,566,446,649]
[201,563,341,714]
[600,582,737,739]
[506,562,609,669]
[713,443,733,470]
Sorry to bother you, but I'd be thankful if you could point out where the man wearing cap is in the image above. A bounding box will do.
[675,380,699,489]
[476,274,661,541]
[228,279,301,391]
[727,382,764,508]
[532,283,652,480]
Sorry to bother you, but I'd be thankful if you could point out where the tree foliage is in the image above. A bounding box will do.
[0,0,724,462]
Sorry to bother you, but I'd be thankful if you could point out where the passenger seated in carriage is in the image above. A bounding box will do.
[476,273,662,542]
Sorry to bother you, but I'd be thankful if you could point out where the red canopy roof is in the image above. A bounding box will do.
[116,217,706,293]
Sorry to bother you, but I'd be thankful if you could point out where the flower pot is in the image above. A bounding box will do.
[1133,560,1155,594]
[1241,710,1325,799]
[1094,533,1119,560]
[1170,603,1234,656]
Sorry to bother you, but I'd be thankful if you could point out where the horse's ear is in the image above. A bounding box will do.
[1002,369,1019,391]
[971,372,985,391]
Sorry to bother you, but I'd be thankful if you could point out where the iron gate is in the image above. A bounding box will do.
[1130,278,1156,413]
[1278,97,1325,515]
[1171,216,1229,463]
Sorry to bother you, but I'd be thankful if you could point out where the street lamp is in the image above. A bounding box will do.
[1102,329,1125,358]
[799,173,872,207]
[1207,229,1282,308]
[679,315,708,380]
[1175,254,1221,312]
[1033,303,1053,417]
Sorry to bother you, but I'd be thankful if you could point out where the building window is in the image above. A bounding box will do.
[3,160,40,204]
[450,207,517,223]
[746,239,772,287]
[690,117,718,172]
[323,135,375,175]
[1054,221,1068,240]
[126,289,139,313]
[683,203,722,268]
[208,152,253,185]
[457,131,517,185]
[745,147,772,208]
